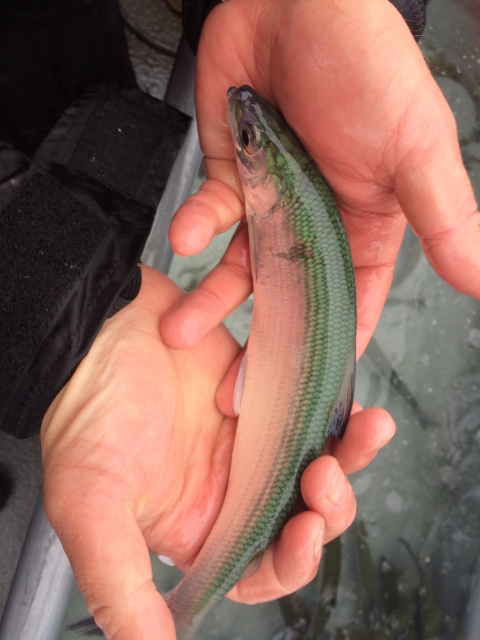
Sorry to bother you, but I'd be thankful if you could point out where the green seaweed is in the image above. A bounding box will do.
[278,591,311,638]
[399,539,440,640]
[279,522,446,640]
[355,522,375,619]
[307,536,343,638]
[366,337,437,430]
[380,557,401,616]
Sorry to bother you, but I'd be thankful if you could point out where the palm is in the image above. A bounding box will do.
[42,266,393,640]
[42,267,239,570]
[197,0,415,354]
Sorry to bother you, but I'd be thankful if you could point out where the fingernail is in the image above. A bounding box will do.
[327,467,348,506]
[379,423,396,448]
[313,521,325,559]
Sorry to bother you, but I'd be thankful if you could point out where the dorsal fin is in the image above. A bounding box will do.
[328,345,356,439]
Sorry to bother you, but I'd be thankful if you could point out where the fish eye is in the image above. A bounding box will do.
[239,122,260,154]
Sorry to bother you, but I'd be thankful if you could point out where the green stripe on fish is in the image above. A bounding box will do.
[166,85,356,640]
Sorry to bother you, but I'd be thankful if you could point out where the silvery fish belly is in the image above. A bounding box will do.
[166,86,356,639]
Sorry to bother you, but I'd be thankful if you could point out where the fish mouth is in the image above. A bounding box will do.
[227,85,259,129]
[227,85,238,101]
[227,85,254,104]
[226,86,280,217]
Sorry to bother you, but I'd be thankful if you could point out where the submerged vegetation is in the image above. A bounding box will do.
[279,522,443,640]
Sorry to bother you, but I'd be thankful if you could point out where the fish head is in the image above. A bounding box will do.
[227,85,303,220]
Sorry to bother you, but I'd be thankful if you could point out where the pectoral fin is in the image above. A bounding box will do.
[233,349,248,417]
[248,216,259,282]
[240,551,263,580]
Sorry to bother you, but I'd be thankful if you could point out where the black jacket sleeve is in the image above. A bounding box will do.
[0,86,189,438]
[0,1,190,438]
[181,0,429,55]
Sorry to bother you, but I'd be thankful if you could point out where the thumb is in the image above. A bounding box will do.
[44,483,175,640]
[394,85,480,299]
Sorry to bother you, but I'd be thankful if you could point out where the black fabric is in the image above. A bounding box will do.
[36,85,187,207]
[0,0,97,21]
[390,0,429,41]
[68,95,168,199]
[182,0,222,55]
[0,0,136,155]
[107,266,143,318]
[181,0,429,55]
[0,86,190,438]
[0,166,109,424]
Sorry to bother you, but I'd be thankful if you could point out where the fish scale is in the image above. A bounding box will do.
[166,86,356,639]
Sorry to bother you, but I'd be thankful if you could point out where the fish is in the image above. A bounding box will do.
[166,85,357,639]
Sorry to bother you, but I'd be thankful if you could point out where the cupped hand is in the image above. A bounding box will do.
[162,0,480,357]
[41,266,394,639]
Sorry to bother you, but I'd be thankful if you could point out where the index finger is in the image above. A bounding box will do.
[169,173,244,257]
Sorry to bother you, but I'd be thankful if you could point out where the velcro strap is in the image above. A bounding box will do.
[36,85,188,206]
[0,85,190,438]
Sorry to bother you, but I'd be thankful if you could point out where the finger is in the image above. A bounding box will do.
[161,223,252,349]
[327,407,396,475]
[195,2,262,161]
[227,511,325,604]
[44,480,175,640]
[301,456,356,544]
[392,81,480,299]
[169,177,245,256]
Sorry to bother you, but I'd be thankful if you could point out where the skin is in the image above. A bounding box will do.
[163,0,480,357]
[41,0,480,638]
[42,267,390,639]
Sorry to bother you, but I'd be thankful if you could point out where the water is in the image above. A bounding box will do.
[59,0,480,637]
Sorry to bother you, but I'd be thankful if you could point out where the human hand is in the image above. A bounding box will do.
[162,0,480,358]
[41,266,394,639]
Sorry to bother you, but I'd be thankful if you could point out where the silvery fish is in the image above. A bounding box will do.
[166,85,356,639]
